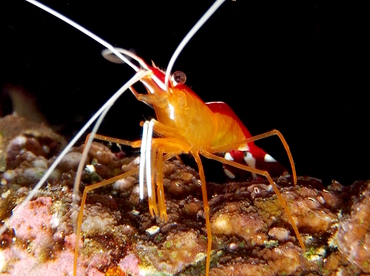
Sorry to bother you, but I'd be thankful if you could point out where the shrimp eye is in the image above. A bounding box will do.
[171,71,187,86]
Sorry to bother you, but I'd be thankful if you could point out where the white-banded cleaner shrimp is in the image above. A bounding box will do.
[1,0,303,273]
[35,3,305,275]
[0,0,234,237]
[1,1,340,274]
[1,0,242,275]
[2,1,370,188]
[1,0,368,276]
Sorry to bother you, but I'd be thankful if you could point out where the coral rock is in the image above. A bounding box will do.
[1,116,370,275]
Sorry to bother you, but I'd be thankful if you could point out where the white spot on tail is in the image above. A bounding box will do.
[224,168,236,179]
[244,152,256,168]
[264,154,277,163]
[244,152,257,179]
[224,152,234,161]
[238,144,250,151]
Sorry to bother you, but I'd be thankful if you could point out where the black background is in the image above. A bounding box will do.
[1,1,369,186]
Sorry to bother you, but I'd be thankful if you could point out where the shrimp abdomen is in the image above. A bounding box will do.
[206,101,250,150]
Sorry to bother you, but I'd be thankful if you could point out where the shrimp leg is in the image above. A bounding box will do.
[208,129,297,185]
[201,150,306,252]
[73,132,178,275]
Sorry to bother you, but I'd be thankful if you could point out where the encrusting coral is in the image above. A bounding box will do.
[0,115,370,275]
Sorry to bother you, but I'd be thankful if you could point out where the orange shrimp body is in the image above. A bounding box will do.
[139,66,249,152]
[61,45,302,274]
[207,101,252,149]
[140,66,218,148]
[6,2,305,276]
[126,64,305,276]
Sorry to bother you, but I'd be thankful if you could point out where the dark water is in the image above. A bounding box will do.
[1,1,368,185]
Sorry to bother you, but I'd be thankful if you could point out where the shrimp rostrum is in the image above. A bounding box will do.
[1,1,306,275]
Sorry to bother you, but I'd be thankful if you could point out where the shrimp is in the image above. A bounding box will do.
[0,1,306,275]
[71,57,305,276]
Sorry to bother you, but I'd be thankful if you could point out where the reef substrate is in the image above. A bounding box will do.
[0,115,369,275]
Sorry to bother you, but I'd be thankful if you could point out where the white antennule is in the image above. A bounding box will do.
[102,48,149,70]
[145,120,155,198]
[137,119,154,200]
[139,121,149,199]
[165,0,226,90]
[102,48,167,94]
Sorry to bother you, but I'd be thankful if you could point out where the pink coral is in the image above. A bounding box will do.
[337,182,370,272]
[0,196,104,275]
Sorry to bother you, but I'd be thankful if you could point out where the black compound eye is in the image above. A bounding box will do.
[171,71,187,86]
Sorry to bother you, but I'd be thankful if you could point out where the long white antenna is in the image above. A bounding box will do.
[165,0,226,90]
